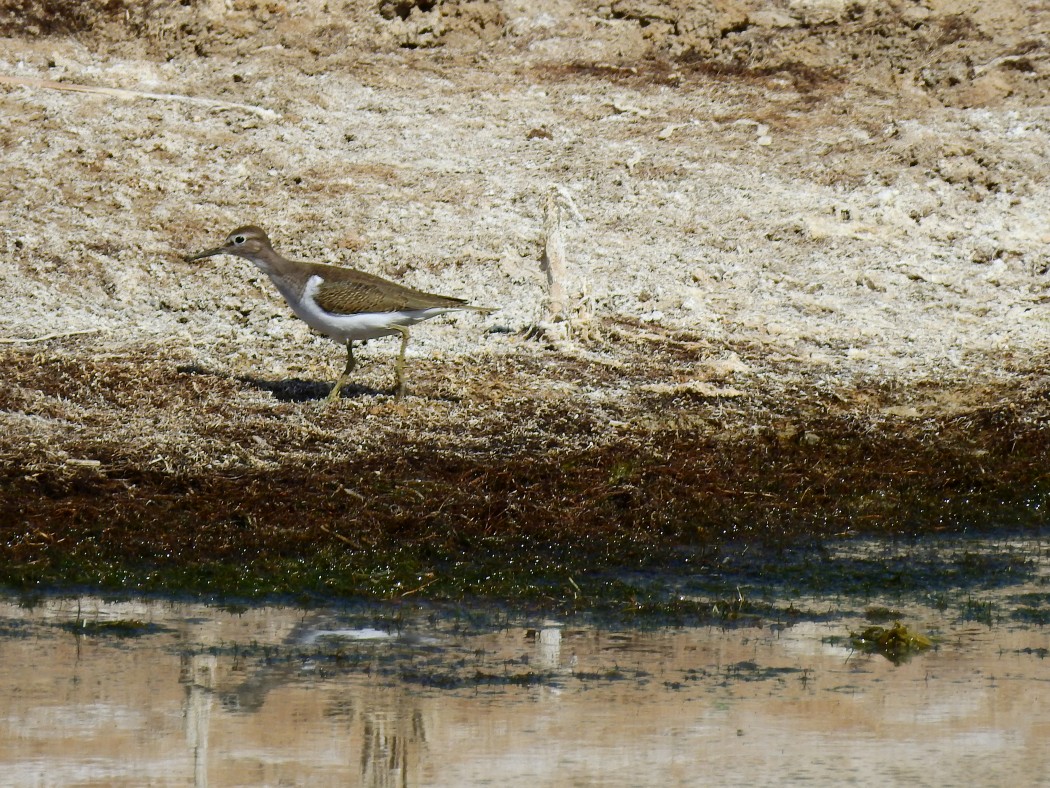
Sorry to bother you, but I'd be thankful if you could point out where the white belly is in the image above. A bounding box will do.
[274,274,461,343]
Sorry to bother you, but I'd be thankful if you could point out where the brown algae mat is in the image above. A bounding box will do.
[3,327,1049,602]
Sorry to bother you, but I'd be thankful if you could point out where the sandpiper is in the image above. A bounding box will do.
[184,225,493,400]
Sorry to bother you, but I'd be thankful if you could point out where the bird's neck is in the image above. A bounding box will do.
[240,246,291,278]
[243,248,312,302]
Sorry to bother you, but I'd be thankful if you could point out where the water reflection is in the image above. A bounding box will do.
[0,540,1049,785]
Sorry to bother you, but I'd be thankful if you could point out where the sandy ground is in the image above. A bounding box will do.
[2,1,1050,552]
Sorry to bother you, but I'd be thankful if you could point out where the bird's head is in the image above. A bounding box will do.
[184,225,273,262]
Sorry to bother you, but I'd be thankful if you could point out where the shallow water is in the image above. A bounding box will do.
[1,536,1049,786]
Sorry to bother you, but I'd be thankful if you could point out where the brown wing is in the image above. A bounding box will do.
[311,265,468,315]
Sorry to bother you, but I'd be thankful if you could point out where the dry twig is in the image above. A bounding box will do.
[0,328,101,344]
[0,74,280,120]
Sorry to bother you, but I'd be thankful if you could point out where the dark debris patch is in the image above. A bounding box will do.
[0,619,33,638]
[55,618,171,638]
[1011,607,1050,626]
[959,597,997,626]
[1017,647,1050,659]
[722,661,807,682]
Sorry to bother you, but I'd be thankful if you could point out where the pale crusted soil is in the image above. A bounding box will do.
[2,1,1050,543]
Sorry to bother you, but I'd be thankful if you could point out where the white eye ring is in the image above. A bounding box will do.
[233,235,246,244]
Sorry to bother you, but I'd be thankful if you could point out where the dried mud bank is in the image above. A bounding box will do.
[2,1,1050,598]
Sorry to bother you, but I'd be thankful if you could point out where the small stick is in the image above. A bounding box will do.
[400,575,439,598]
[319,524,358,547]
[0,74,280,120]
[540,186,581,321]
[0,328,101,344]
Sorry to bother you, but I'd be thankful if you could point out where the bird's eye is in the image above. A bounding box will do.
[233,235,246,244]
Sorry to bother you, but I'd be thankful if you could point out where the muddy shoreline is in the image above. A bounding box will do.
[3,330,1049,601]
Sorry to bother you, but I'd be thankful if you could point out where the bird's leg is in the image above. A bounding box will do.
[391,325,410,399]
[326,340,356,402]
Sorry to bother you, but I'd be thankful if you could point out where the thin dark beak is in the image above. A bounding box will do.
[183,246,228,262]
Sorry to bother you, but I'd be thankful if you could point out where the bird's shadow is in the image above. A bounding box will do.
[176,364,385,401]
[238,376,386,402]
